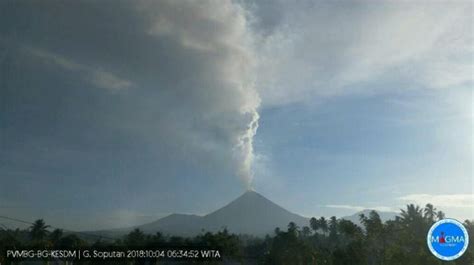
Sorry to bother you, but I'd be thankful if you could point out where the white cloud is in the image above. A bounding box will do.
[253,1,473,107]
[26,46,134,92]
[325,204,394,212]
[92,70,133,91]
[398,194,474,209]
[27,47,81,70]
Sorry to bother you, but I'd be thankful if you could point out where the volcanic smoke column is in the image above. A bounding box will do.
[138,0,261,189]
[235,108,260,190]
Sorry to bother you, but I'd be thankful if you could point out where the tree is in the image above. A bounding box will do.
[48,229,63,247]
[458,220,474,265]
[274,227,281,235]
[436,210,445,220]
[423,203,436,223]
[195,229,243,262]
[301,226,312,238]
[400,204,423,224]
[147,232,165,247]
[287,222,299,238]
[360,211,383,237]
[318,217,329,234]
[265,222,316,265]
[395,204,435,265]
[57,234,85,249]
[338,219,363,240]
[4,202,465,265]
[310,217,319,232]
[125,228,146,246]
[319,218,366,265]
[310,217,329,234]
[360,211,384,265]
[329,216,338,239]
[29,219,50,243]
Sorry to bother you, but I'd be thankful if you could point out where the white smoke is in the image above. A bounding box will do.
[235,109,260,189]
[138,0,261,188]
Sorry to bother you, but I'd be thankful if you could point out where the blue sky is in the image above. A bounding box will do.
[0,0,472,230]
[254,88,472,217]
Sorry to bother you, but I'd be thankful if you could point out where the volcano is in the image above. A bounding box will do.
[135,190,309,236]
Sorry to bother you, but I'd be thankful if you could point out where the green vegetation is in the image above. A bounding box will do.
[0,203,472,264]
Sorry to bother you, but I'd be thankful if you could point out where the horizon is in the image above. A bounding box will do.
[0,189,464,232]
[0,0,472,232]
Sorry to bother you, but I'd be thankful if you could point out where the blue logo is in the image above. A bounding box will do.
[427,218,469,261]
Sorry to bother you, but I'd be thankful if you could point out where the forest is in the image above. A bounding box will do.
[0,203,472,265]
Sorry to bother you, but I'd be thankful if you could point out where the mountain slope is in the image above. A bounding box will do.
[138,213,203,235]
[201,190,309,235]
[342,209,398,226]
[134,190,309,236]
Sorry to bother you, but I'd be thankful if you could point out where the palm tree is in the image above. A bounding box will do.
[301,226,312,238]
[274,227,281,235]
[30,219,50,242]
[318,217,329,234]
[424,203,437,223]
[400,204,423,224]
[310,217,319,232]
[328,216,338,241]
[337,219,362,238]
[287,222,299,238]
[436,210,445,220]
[361,211,384,265]
[361,211,383,237]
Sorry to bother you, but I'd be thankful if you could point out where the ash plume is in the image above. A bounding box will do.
[138,0,261,188]
[0,0,263,213]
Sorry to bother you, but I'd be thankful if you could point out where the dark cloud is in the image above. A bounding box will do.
[0,0,260,228]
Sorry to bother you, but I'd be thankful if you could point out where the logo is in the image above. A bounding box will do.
[427,218,469,261]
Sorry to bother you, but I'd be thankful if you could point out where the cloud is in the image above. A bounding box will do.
[248,1,473,107]
[91,70,133,91]
[0,0,471,229]
[26,47,82,70]
[136,0,261,187]
[325,204,394,212]
[0,0,261,195]
[25,46,134,91]
[398,194,474,209]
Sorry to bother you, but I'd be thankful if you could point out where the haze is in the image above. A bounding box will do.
[0,0,472,230]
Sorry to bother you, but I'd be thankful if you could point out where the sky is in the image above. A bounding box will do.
[0,0,472,230]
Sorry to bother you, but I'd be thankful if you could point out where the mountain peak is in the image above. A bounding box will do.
[241,189,261,197]
[133,190,309,236]
[231,189,274,205]
[200,190,308,235]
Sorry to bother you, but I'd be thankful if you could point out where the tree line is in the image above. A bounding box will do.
[0,203,472,264]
